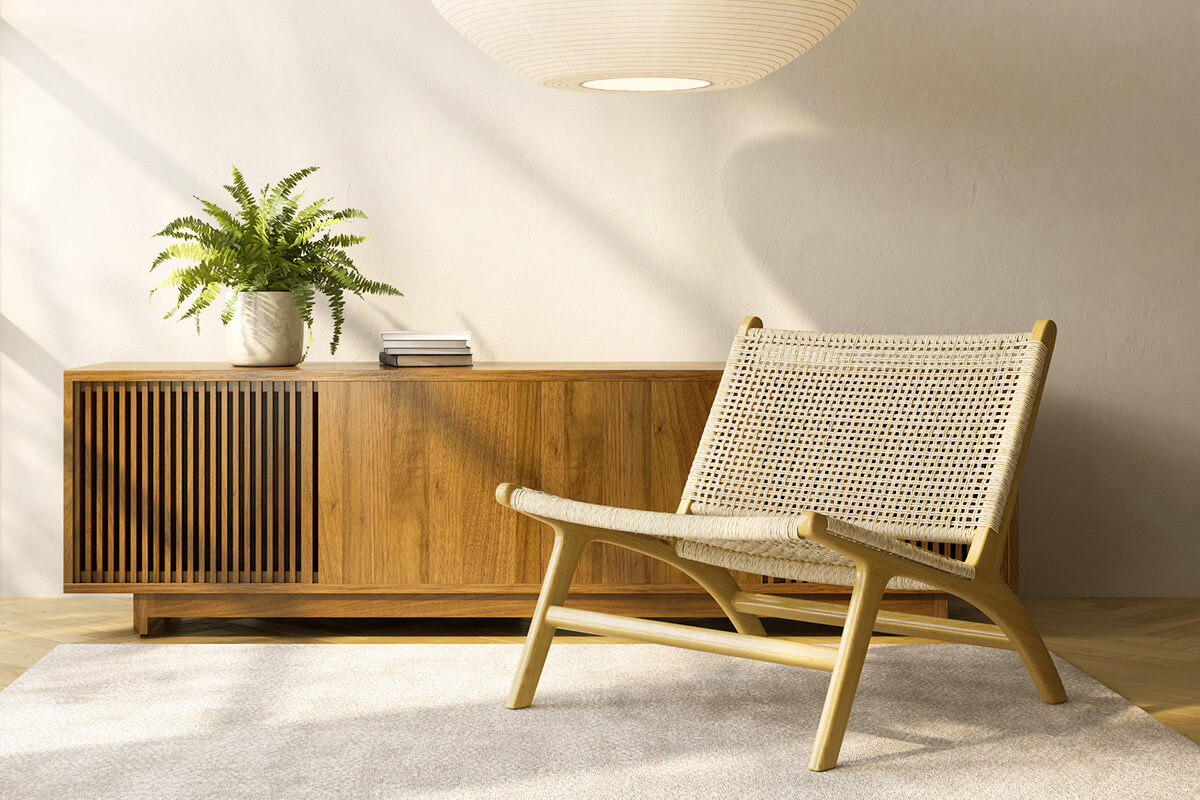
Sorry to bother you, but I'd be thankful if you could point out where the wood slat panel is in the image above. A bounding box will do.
[218,382,228,583]
[69,381,317,586]
[116,385,127,583]
[139,383,149,583]
[186,383,195,582]
[265,382,275,584]
[196,382,207,584]
[103,383,114,583]
[279,383,290,582]
[288,383,299,583]
[151,384,161,582]
[173,382,184,583]
[80,385,92,583]
[208,381,218,583]
[300,382,314,583]
[253,383,264,583]
[238,382,248,584]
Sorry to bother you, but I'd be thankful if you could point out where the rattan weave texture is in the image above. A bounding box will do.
[505,487,976,585]
[669,327,1045,588]
[684,329,1046,542]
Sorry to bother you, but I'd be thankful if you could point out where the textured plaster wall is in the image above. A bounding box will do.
[1,1,1197,595]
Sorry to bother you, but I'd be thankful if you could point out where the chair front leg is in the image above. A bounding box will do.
[809,568,889,771]
[506,525,591,709]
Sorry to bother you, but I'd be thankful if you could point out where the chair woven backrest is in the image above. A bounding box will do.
[682,326,1049,543]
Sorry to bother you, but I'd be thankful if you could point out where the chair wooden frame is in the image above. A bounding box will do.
[497,317,1065,771]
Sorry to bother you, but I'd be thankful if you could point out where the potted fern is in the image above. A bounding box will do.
[150,165,401,366]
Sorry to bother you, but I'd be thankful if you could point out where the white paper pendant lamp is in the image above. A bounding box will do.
[431,0,860,92]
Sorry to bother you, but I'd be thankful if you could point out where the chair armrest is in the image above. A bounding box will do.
[816,518,977,579]
[496,483,822,542]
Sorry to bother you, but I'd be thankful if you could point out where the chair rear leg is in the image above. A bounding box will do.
[507,527,590,709]
[689,563,767,637]
[975,586,1067,704]
[809,569,888,771]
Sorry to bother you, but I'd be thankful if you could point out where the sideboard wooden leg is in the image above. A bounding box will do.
[133,595,163,637]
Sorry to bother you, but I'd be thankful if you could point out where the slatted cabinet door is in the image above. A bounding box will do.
[68,381,317,586]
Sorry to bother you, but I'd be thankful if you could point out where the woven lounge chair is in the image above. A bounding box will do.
[496,317,1066,771]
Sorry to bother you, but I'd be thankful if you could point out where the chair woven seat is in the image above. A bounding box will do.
[506,486,975,589]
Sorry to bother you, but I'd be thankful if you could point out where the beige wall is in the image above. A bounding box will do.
[1,1,1197,595]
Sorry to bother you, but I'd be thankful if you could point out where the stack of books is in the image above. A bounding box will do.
[379,331,472,367]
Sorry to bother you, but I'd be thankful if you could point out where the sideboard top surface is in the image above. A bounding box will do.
[64,362,727,382]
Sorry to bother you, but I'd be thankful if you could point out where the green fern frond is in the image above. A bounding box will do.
[197,199,240,234]
[361,279,404,297]
[151,241,214,270]
[327,287,346,355]
[180,281,225,319]
[266,166,319,209]
[225,165,259,227]
[324,233,371,250]
[155,215,218,242]
[220,292,238,324]
[150,164,401,356]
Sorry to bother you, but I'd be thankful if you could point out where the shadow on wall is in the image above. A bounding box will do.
[1025,397,1200,596]
[0,314,63,394]
[0,316,67,594]
[722,3,1196,331]
[0,18,205,200]
[719,2,1200,593]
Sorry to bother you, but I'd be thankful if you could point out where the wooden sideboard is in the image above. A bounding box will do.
[63,363,1017,634]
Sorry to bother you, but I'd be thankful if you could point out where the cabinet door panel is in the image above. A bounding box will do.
[539,381,653,586]
[537,380,720,587]
[317,381,541,585]
[424,382,543,584]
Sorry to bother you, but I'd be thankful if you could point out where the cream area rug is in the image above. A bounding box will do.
[0,643,1196,799]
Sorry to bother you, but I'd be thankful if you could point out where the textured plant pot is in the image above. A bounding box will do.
[225,291,305,367]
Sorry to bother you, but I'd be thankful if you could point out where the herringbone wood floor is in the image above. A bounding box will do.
[1,596,1197,745]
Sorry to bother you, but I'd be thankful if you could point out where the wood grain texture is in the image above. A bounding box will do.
[318,380,543,585]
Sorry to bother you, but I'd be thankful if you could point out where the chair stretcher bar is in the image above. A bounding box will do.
[544,606,838,671]
[731,592,1015,650]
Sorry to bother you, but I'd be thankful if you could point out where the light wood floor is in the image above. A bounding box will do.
[1,596,1197,746]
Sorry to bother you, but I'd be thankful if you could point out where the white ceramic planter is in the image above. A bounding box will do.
[225,291,305,367]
